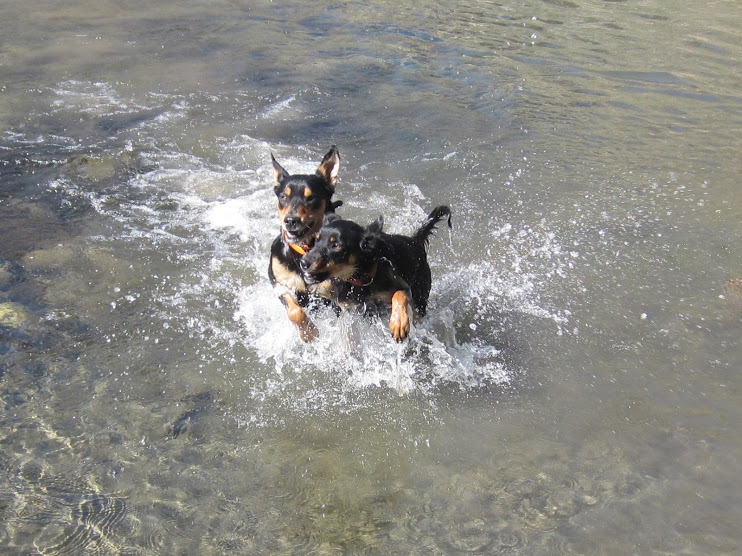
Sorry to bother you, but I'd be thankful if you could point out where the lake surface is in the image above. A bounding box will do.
[2,1,741,553]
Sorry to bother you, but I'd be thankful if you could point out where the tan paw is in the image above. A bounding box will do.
[298,318,319,343]
[283,292,319,342]
[389,291,411,341]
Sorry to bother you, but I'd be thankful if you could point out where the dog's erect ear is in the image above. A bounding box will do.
[271,153,289,187]
[323,213,342,226]
[315,145,340,190]
[361,216,383,253]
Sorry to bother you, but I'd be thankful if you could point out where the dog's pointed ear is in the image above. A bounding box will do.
[271,153,289,187]
[361,216,383,253]
[323,213,341,226]
[315,145,340,191]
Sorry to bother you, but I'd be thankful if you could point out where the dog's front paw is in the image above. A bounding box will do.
[298,318,319,343]
[283,292,319,342]
[389,291,411,341]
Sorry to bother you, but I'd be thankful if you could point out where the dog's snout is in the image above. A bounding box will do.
[299,257,310,272]
[284,215,301,227]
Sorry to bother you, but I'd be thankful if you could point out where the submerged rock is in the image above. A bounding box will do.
[21,244,77,272]
[0,263,13,290]
[0,302,33,327]
[0,259,23,290]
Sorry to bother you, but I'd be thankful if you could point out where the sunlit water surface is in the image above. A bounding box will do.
[1,1,741,554]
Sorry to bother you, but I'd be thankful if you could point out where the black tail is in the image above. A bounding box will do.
[414,205,452,248]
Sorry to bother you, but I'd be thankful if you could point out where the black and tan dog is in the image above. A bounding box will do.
[268,146,342,342]
[300,206,451,341]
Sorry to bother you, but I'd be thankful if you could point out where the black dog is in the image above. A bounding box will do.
[300,206,451,341]
[268,146,342,342]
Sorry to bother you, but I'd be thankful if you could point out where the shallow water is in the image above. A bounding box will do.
[1,0,741,554]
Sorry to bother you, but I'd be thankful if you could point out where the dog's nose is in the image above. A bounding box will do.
[299,257,309,272]
[284,216,301,228]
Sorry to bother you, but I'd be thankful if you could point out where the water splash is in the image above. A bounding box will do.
[39,79,574,414]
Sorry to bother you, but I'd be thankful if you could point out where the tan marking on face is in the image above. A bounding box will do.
[277,197,326,240]
[304,188,313,198]
[271,257,307,292]
[326,253,358,280]
[283,187,292,197]
[309,200,327,233]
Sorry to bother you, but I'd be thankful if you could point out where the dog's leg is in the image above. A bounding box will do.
[389,290,412,341]
[280,292,319,342]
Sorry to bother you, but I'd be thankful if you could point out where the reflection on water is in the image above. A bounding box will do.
[2,0,742,554]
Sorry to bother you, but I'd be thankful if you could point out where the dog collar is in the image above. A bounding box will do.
[283,231,312,256]
[289,242,308,256]
[349,261,378,287]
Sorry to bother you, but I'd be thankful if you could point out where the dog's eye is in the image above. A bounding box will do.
[330,241,342,252]
[279,193,288,202]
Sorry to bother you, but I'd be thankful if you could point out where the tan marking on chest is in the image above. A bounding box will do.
[271,257,306,292]
[308,279,334,300]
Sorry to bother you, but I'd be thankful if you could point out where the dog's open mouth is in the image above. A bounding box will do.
[302,270,328,285]
[282,223,313,241]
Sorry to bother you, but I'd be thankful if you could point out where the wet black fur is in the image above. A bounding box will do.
[267,146,342,308]
[300,206,452,316]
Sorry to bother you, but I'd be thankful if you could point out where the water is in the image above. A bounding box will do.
[2,0,741,553]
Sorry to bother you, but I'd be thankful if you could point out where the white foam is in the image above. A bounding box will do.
[51,80,151,116]
[260,95,298,119]
[227,207,571,397]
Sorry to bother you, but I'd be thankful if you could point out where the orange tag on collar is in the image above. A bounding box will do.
[289,243,307,256]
